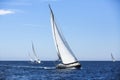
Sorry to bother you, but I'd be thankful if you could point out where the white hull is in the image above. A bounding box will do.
[56,62,81,69]
[33,59,41,64]
[30,60,41,64]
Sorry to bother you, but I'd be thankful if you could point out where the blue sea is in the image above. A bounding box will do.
[0,61,120,80]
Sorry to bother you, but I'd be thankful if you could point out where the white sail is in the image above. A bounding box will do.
[111,53,115,62]
[49,5,78,64]
[28,52,34,62]
[31,42,41,63]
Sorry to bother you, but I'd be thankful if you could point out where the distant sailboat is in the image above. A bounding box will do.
[29,42,41,64]
[111,53,115,62]
[49,5,81,69]
[32,42,41,63]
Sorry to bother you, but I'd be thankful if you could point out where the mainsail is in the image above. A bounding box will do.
[31,42,41,63]
[49,5,78,64]
[28,52,34,62]
[111,53,115,62]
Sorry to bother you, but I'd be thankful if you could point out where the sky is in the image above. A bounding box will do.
[0,0,120,61]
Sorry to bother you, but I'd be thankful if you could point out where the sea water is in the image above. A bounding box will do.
[0,61,120,80]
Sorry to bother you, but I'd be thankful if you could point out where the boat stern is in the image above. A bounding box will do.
[56,62,81,69]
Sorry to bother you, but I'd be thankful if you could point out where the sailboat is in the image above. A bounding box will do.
[29,42,41,64]
[49,5,81,69]
[111,53,115,62]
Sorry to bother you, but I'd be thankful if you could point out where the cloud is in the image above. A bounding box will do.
[0,9,15,15]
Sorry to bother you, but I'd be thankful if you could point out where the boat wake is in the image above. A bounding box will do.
[43,67,56,70]
[0,65,56,70]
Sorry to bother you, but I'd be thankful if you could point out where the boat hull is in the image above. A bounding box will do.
[56,62,81,69]
[31,60,41,64]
